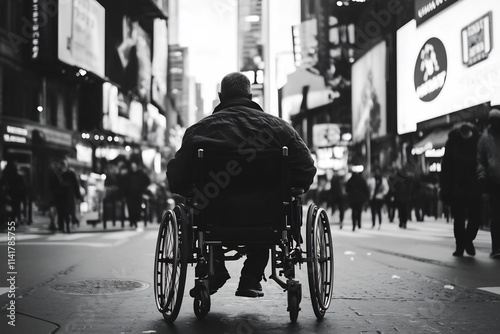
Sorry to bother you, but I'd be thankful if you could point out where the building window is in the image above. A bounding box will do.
[2,67,40,121]
[47,91,58,127]
[64,92,73,130]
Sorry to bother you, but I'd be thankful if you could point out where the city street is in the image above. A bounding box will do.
[1,210,500,334]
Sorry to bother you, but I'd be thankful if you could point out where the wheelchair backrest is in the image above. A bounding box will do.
[192,147,289,236]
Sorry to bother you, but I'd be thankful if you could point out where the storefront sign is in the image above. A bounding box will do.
[415,0,459,26]
[414,37,447,102]
[2,125,29,144]
[462,12,493,67]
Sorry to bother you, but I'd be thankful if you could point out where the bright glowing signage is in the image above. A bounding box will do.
[462,12,493,67]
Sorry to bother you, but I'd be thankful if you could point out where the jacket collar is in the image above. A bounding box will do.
[213,97,264,113]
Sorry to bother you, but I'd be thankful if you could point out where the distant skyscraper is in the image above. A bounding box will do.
[238,0,263,73]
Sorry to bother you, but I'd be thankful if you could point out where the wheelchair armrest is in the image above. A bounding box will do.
[290,188,304,197]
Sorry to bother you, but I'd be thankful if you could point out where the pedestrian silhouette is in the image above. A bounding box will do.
[346,171,369,231]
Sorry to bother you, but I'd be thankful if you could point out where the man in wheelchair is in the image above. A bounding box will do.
[166,72,316,298]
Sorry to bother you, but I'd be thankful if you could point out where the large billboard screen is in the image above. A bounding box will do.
[397,0,500,134]
[106,16,152,102]
[58,0,105,77]
[351,40,387,144]
[152,19,168,111]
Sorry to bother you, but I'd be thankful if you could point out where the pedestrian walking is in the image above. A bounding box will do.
[0,160,27,226]
[440,122,481,257]
[47,160,62,231]
[329,174,345,229]
[386,168,397,223]
[167,72,315,298]
[393,166,414,229]
[477,108,500,259]
[367,168,389,229]
[54,158,82,233]
[345,171,369,231]
[124,161,150,228]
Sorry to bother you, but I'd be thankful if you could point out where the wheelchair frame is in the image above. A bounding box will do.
[154,147,334,323]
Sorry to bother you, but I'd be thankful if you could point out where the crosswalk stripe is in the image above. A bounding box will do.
[477,287,500,296]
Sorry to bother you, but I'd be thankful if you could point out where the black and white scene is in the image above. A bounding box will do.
[1,0,500,333]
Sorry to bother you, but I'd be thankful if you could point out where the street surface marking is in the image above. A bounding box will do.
[15,241,122,248]
[47,233,96,241]
[477,287,500,296]
[102,231,142,239]
[0,234,42,242]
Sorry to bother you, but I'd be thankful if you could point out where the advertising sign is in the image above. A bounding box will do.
[414,37,448,102]
[397,0,500,134]
[351,41,387,144]
[152,19,168,111]
[58,0,105,77]
[145,104,167,148]
[415,0,460,26]
[312,123,341,148]
[102,83,142,142]
[462,12,493,67]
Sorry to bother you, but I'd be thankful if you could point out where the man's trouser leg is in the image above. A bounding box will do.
[241,246,269,281]
[489,186,500,252]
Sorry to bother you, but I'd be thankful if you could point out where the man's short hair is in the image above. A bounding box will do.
[220,72,252,99]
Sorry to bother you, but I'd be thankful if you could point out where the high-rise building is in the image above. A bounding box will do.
[237,0,263,73]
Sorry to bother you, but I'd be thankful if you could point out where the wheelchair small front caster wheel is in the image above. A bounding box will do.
[194,286,211,318]
[287,281,302,323]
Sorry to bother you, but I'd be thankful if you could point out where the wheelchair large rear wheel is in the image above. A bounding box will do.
[306,204,334,319]
[154,209,189,323]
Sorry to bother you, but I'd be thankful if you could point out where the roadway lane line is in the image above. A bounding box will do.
[477,287,500,296]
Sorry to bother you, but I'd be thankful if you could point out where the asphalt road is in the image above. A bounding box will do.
[1,209,500,334]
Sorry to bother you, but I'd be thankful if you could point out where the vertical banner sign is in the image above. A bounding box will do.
[32,0,40,59]
[462,12,493,67]
[415,0,460,26]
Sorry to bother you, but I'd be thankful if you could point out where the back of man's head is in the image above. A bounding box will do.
[219,72,252,101]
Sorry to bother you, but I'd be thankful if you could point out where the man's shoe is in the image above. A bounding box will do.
[235,276,264,298]
[465,243,476,256]
[489,250,500,259]
[453,248,464,257]
[189,271,230,297]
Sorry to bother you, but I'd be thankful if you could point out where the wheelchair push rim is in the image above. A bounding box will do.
[154,209,188,323]
[306,204,334,319]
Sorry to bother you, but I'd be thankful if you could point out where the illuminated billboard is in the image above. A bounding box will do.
[58,0,105,77]
[397,0,500,134]
[351,40,387,144]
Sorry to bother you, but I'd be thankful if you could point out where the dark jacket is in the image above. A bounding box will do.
[440,126,480,200]
[345,173,369,205]
[477,128,500,186]
[166,97,316,196]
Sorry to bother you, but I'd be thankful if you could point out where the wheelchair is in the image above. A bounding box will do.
[154,147,334,323]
